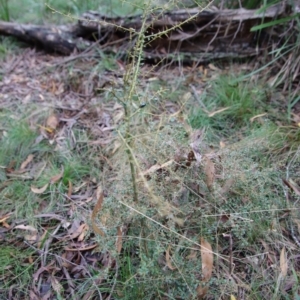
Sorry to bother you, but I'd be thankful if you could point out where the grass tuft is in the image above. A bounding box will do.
[189,73,269,138]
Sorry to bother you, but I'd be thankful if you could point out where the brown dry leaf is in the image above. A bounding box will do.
[204,158,215,191]
[50,167,64,184]
[220,141,226,149]
[64,243,98,251]
[208,107,230,117]
[208,63,220,71]
[61,251,76,269]
[166,245,176,270]
[201,237,213,282]
[67,180,73,198]
[46,114,59,130]
[96,185,103,200]
[15,224,38,232]
[116,226,123,254]
[20,154,34,170]
[280,247,287,277]
[31,183,49,194]
[2,221,10,229]
[68,220,84,239]
[15,224,38,244]
[196,286,208,299]
[250,113,267,123]
[91,190,106,237]
[140,160,173,177]
[282,178,300,196]
[0,214,11,229]
[78,224,89,241]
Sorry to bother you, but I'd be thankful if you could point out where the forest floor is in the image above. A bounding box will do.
[1,30,300,299]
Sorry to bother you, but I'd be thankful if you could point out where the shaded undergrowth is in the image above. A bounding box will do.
[1,0,300,299]
[1,59,300,299]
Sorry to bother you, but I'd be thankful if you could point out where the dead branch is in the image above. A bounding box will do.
[0,3,292,62]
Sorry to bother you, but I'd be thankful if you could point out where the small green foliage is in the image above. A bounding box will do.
[97,0,144,16]
[0,0,9,21]
[95,52,119,72]
[118,247,147,299]
[189,73,268,137]
[0,119,38,168]
[0,245,34,298]
[61,156,90,186]
[7,0,145,24]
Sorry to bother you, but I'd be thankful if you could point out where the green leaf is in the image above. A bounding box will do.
[251,15,300,31]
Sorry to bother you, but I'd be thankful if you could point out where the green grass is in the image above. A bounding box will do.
[0,0,9,21]
[0,68,298,300]
[0,106,104,298]
[1,0,300,299]
[7,0,101,24]
[188,73,270,139]
[0,121,38,168]
[3,0,212,25]
[0,37,25,63]
[6,0,151,24]
[0,245,35,298]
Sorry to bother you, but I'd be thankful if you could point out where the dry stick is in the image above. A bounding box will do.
[121,8,152,203]
[41,224,62,266]
[223,233,233,275]
[111,89,139,203]
[117,130,181,216]
[124,105,138,203]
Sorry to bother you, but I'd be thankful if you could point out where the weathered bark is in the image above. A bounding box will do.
[0,22,78,54]
[0,3,291,61]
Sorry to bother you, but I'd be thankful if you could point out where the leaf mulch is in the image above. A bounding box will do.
[1,47,208,299]
[1,46,300,299]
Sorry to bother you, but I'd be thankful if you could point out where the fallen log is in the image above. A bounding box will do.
[0,3,292,62]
